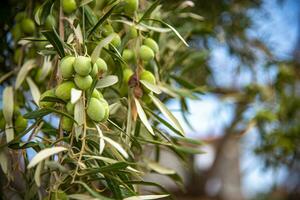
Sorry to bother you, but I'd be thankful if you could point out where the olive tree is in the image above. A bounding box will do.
[0,0,204,199]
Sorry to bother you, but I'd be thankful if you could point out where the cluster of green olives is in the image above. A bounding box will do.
[11,12,36,41]
[0,107,28,134]
[39,55,110,132]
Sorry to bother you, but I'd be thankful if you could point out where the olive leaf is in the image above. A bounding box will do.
[95,75,119,89]
[149,94,184,136]
[15,59,36,89]
[26,77,41,106]
[103,136,129,159]
[139,80,162,94]
[134,98,154,136]
[147,161,176,175]
[124,195,169,200]
[95,124,105,155]
[91,34,115,63]
[34,161,43,187]
[2,86,14,143]
[27,147,67,169]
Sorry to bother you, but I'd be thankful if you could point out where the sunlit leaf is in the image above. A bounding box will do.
[134,98,154,136]
[95,75,119,89]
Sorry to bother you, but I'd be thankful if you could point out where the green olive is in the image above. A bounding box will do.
[102,24,114,37]
[74,56,92,76]
[13,48,22,64]
[66,102,74,115]
[12,24,22,41]
[124,0,139,14]
[14,115,28,133]
[21,18,35,34]
[62,0,77,14]
[140,70,156,93]
[39,89,56,107]
[142,92,153,104]
[98,98,109,121]
[139,45,154,61]
[123,68,134,84]
[129,26,138,38]
[87,98,106,122]
[95,58,108,73]
[55,81,75,101]
[34,68,43,83]
[92,89,103,100]
[122,49,134,62]
[144,38,159,54]
[60,56,75,79]
[74,74,93,90]
[90,63,99,78]
[111,33,121,47]
[61,116,73,132]
[45,15,56,29]
[15,12,26,22]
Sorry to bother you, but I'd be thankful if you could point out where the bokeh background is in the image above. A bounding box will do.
[0,0,299,200]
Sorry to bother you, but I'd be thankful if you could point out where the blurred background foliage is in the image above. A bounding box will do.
[0,0,299,200]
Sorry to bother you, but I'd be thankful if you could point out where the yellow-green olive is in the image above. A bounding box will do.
[98,98,109,121]
[66,102,74,115]
[92,89,103,100]
[60,56,75,79]
[55,81,75,101]
[21,18,35,34]
[0,111,5,130]
[74,56,92,76]
[87,98,106,122]
[140,70,156,93]
[144,38,159,54]
[12,24,22,41]
[15,12,26,22]
[139,45,154,61]
[123,68,134,84]
[39,89,56,107]
[124,0,139,14]
[62,0,77,14]
[61,116,73,132]
[122,49,134,62]
[90,64,98,77]
[14,115,28,133]
[45,15,56,29]
[74,74,93,90]
[102,24,114,37]
[95,58,108,73]
[111,33,121,47]
[129,26,138,38]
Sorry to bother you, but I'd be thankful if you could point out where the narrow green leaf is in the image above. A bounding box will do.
[73,181,114,200]
[144,19,189,47]
[140,80,161,94]
[149,94,184,136]
[15,59,36,89]
[91,34,115,63]
[124,195,169,200]
[26,77,41,106]
[134,98,154,136]
[88,4,118,37]
[147,161,176,175]
[42,29,65,58]
[138,0,161,23]
[3,87,14,143]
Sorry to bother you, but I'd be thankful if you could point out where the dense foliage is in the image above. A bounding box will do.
[0,0,204,199]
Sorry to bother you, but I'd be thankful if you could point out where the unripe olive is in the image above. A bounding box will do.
[124,0,139,14]
[66,102,74,115]
[140,70,156,93]
[95,58,108,73]
[45,15,57,29]
[111,33,121,47]
[87,98,106,122]
[13,48,22,64]
[98,98,109,121]
[13,105,21,116]
[139,45,154,61]
[102,24,114,37]
[14,115,28,133]
[74,56,92,76]
[129,26,138,38]
[39,89,56,107]
[123,68,134,84]
[12,24,22,41]
[61,116,73,132]
[122,49,134,62]
[90,64,98,78]
[60,56,75,79]
[21,18,35,34]
[74,74,93,90]
[62,0,77,14]
[15,12,26,22]
[92,89,103,100]
[55,81,75,101]
[144,38,159,54]
[142,92,153,104]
